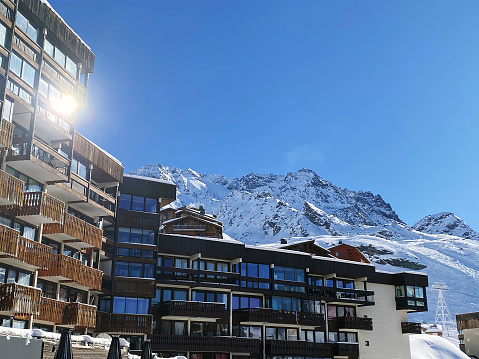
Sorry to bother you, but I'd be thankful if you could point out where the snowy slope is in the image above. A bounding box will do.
[410,334,469,359]
[413,212,479,240]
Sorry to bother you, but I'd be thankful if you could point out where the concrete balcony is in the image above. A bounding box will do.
[43,213,102,249]
[96,311,153,334]
[38,254,102,291]
[0,224,51,270]
[0,282,41,316]
[3,191,65,226]
[7,137,69,183]
[0,169,24,206]
[0,118,14,149]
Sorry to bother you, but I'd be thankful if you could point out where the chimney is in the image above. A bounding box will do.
[199,205,205,216]
[280,238,287,245]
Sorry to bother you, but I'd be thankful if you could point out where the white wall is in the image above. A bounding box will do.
[357,283,411,359]
[464,328,479,357]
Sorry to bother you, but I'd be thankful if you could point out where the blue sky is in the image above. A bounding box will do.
[49,1,479,229]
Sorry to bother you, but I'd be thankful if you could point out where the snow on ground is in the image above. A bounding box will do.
[410,334,469,359]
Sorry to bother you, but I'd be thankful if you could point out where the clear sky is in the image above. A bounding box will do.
[48,0,479,229]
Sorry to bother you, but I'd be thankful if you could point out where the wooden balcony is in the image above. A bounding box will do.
[401,321,422,334]
[333,343,360,359]
[0,224,51,270]
[3,192,65,226]
[0,169,24,206]
[36,298,96,329]
[336,317,373,330]
[64,302,96,329]
[161,300,227,319]
[112,277,155,298]
[96,311,153,334]
[150,335,262,354]
[235,308,325,327]
[7,137,69,182]
[0,118,14,148]
[0,282,41,315]
[43,213,102,249]
[38,254,102,291]
[266,340,333,357]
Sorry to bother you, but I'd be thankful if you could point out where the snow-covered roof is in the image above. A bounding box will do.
[161,233,242,244]
[124,173,174,186]
[163,216,222,227]
[76,132,122,166]
[257,238,315,249]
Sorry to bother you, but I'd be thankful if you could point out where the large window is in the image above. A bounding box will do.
[16,12,38,42]
[9,52,35,87]
[44,38,77,77]
[158,320,187,336]
[0,21,8,48]
[191,322,229,337]
[118,227,155,245]
[265,327,297,341]
[233,325,261,339]
[116,247,155,258]
[119,194,157,213]
[6,166,42,192]
[112,297,149,314]
[152,288,188,306]
[192,290,228,308]
[115,261,155,278]
[327,305,355,319]
[0,264,32,285]
[301,329,325,343]
[273,266,304,282]
[232,295,262,310]
[71,157,88,179]
[270,296,301,312]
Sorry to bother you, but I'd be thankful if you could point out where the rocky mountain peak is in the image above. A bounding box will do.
[412,212,479,240]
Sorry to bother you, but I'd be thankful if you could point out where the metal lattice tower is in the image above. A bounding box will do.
[431,282,455,337]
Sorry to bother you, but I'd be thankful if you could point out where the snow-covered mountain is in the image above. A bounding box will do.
[413,212,479,240]
[129,163,479,324]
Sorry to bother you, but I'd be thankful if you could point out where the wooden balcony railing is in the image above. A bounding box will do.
[150,335,262,353]
[37,297,67,324]
[401,322,422,334]
[161,300,227,319]
[0,169,24,206]
[6,192,65,224]
[336,316,373,330]
[0,282,41,315]
[64,302,96,329]
[38,254,102,291]
[112,277,155,298]
[172,224,206,231]
[0,118,14,148]
[334,343,360,359]
[266,340,333,357]
[95,312,153,334]
[236,308,325,327]
[0,224,51,269]
[43,213,102,249]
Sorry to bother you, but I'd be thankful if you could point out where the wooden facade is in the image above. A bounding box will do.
[329,243,371,263]
[0,169,24,206]
[161,206,223,239]
[0,118,14,148]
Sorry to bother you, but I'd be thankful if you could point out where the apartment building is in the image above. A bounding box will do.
[0,2,429,359]
[0,0,120,332]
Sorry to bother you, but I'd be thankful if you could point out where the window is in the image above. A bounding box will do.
[9,53,36,87]
[303,299,324,314]
[0,265,32,285]
[232,295,262,310]
[159,320,186,335]
[2,97,13,122]
[117,227,155,245]
[71,157,88,179]
[152,288,188,306]
[44,38,77,77]
[265,327,297,341]
[118,194,158,213]
[0,22,8,48]
[36,280,56,299]
[112,297,149,314]
[191,322,228,337]
[327,305,355,319]
[273,266,304,282]
[16,12,38,42]
[270,296,301,312]
[192,290,228,308]
[233,325,261,339]
[115,261,155,278]
[116,247,155,258]
[301,329,325,343]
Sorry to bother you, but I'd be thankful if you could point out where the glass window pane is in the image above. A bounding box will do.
[116,247,128,256]
[21,61,35,87]
[26,24,37,42]
[44,39,54,58]
[266,327,276,340]
[250,326,262,339]
[232,296,239,310]
[327,305,337,319]
[283,297,292,311]
[284,267,295,281]
[119,194,131,210]
[129,263,142,277]
[16,12,28,34]
[132,196,144,211]
[277,328,286,341]
[144,264,154,278]
[125,297,137,314]
[406,286,415,297]
[0,266,5,283]
[274,266,284,280]
[118,227,130,243]
[137,298,149,314]
[415,287,424,298]
[174,290,187,301]
[0,23,6,48]
[145,198,157,213]
[250,297,260,308]
[112,297,125,314]
[315,331,325,343]
[247,263,258,277]
[142,230,155,244]
[54,47,65,66]
[7,269,17,283]
[259,264,269,279]
[9,53,22,77]
[130,229,142,243]
[78,162,87,179]
[174,321,185,335]
[163,290,171,302]
[66,57,76,77]
[49,84,60,101]
[17,272,30,286]
[272,296,281,311]
[115,262,128,276]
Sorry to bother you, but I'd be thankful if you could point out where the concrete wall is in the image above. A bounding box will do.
[0,335,43,359]
[464,328,479,357]
[357,283,411,359]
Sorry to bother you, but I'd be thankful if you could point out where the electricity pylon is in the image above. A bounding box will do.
[431,282,455,338]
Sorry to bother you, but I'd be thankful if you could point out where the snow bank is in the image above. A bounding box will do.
[410,334,469,359]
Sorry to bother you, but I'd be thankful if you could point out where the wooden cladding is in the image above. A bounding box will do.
[150,335,262,353]
[0,118,14,148]
[0,224,51,269]
[43,213,102,249]
[0,282,41,315]
[96,312,153,334]
[38,254,102,291]
[37,298,96,329]
[0,169,24,206]
[336,316,373,331]
[73,132,123,182]
[162,300,227,319]
[112,277,155,298]
[6,192,65,224]
[401,322,422,334]
[236,308,325,327]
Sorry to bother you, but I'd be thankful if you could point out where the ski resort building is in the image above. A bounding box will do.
[0,1,429,359]
[456,312,479,357]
